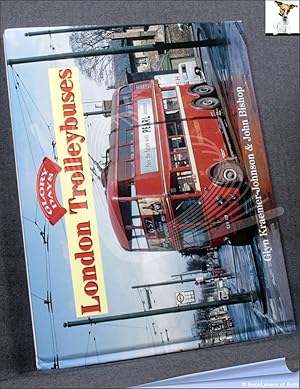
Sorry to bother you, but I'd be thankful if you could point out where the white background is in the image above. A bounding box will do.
[265,0,300,34]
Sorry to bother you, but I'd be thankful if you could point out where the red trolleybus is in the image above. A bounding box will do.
[101,75,251,253]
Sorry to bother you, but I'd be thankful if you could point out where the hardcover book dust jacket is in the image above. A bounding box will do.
[3,21,296,369]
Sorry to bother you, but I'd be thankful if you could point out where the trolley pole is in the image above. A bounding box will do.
[63,291,257,328]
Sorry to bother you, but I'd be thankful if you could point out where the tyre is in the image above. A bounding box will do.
[209,160,244,187]
[227,226,256,246]
[190,84,215,96]
[193,96,220,109]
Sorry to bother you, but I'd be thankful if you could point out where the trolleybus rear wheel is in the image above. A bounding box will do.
[193,97,220,109]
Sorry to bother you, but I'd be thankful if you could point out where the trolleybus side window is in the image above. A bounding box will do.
[120,117,132,129]
[169,136,186,150]
[162,90,177,99]
[118,110,134,180]
[164,104,192,183]
[172,198,202,225]
[166,121,183,136]
[119,117,133,146]
[119,144,134,161]
[120,200,142,229]
[118,161,134,180]
[120,94,132,105]
[120,85,133,94]
[119,200,148,249]
[131,230,148,249]
[171,151,190,168]
[162,89,178,110]
[132,201,141,225]
[119,89,133,117]
[118,180,137,197]
[120,102,133,116]
[165,112,186,157]
[170,170,195,193]
[163,98,178,110]
[119,129,134,146]
[180,226,209,248]
[172,198,209,248]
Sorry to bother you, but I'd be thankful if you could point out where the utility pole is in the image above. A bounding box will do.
[63,292,257,328]
[132,273,231,289]
[24,24,147,37]
[152,322,157,335]
[160,332,164,344]
[145,289,152,310]
[165,329,170,342]
[172,270,208,278]
[7,39,224,66]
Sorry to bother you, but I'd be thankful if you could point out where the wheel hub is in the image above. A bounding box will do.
[223,168,237,181]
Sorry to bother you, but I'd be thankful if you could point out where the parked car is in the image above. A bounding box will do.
[211,266,226,276]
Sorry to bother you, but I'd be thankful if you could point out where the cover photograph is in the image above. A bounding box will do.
[3,21,296,369]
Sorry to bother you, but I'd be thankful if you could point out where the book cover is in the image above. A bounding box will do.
[3,21,296,369]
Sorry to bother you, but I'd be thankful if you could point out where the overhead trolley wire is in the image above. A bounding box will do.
[12,68,55,141]
[31,292,46,302]
[23,216,44,232]
[10,38,85,369]
[12,68,57,161]
[85,330,91,366]
[13,81,45,156]
[23,213,60,368]
[11,70,38,173]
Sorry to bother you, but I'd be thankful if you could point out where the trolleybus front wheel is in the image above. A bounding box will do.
[208,160,244,187]
[224,225,256,246]
[192,96,220,109]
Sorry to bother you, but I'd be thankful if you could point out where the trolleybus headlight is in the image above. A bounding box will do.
[216,196,226,206]
[223,237,232,245]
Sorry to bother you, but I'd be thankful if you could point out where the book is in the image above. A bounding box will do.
[3,21,296,370]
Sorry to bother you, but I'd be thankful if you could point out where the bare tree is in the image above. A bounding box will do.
[69,29,113,85]
[186,256,208,272]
